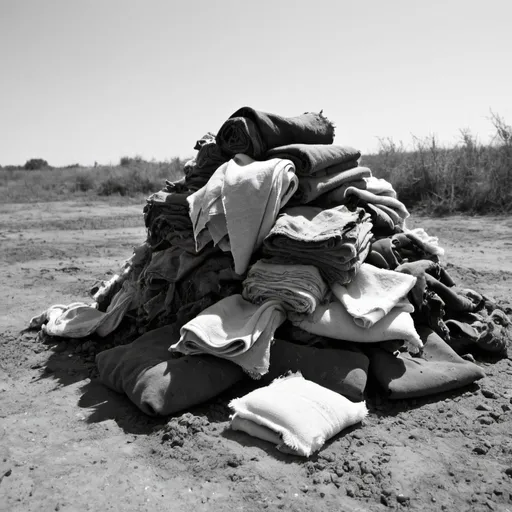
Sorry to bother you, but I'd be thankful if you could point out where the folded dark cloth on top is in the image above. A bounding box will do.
[264,144,360,177]
[367,325,485,399]
[262,205,373,284]
[216,107,335,158]
[95,325,245,416]
[263,339,369,401]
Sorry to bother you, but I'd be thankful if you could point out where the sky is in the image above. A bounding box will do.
[1,0,511,167]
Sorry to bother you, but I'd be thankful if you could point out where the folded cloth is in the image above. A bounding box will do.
[330,263,417,328]
[403,227,445,257]
[366,237,402,270]
[367,326,485,399]
[293,166,372,205]
[170,294,287,378]
[242,259,328,314]
[29,281,138,339]
[262,205,373,284]
[363,204,396,236]
[344,187,409,221]
[216,107,335,158]
[289,299,423,353]
[96,325,245,416]
[229,372,368,457]
[263,339,369,401]
[187,154,298,275]
[264,144,360,177]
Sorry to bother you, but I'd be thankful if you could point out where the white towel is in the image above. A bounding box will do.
[330,263,417,328]
[229,372,368,457]
[170,294,286,378]
[28,281,137,338]
[289,300,423,353]
[187,154,298,275]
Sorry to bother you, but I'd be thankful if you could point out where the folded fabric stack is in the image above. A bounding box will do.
[262,205,373,285]
[242,259,328,314]
[30,106,509,453]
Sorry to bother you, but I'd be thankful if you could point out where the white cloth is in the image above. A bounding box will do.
[330,263,417,328]
[229,372,368,457]
[289,300,423,353]
[170,294,286,378]
[187,154,298,275]
[28,281,138,338]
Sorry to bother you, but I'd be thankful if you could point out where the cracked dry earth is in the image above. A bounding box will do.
[1,200,512,512]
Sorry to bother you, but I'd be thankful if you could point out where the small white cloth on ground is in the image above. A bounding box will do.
[289,299,423,353]
[330,263,417,328]
[170,294,286,378]
[187,154,298,275]
[28,281,138,338]
[229,372,368,457]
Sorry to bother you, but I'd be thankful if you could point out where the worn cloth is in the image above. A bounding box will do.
[242,259,328,314]
[143,190,194,251]
[229,372,368,457]
[264,144,360,177]
[293,166,372,205]
[330,263,417,328]
[96,325,245,416]
[264,339,369,401]
[29,281,138,339]
[262,205,373,284]
[216,107,335,158]
[367,326,485,399]
[289,299,423,353]
[187,154,298,275]
[170,294,286,378]
[344,187,409,221]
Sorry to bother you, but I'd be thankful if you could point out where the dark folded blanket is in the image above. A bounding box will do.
[264,144,360,177]
[95,325,245,416]
[367,326,485,399]
[216,107,335,158]
[264,339,369,401]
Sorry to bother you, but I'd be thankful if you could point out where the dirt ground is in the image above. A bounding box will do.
[1,200,511,512]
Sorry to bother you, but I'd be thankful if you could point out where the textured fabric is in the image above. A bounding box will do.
[289,299,423,353]
[187,154,298,275]
[293,166,372,205]
[242,259,328,314]
[30,281,138,339]
[264,144,360,177]
[96,325,245,416]
[170,294,286,378]
[264,339,369,401]
[262,205,373,284]
[216,107,335,158]
[229,373,368,457]
[367,326,485,399]
[344,187,409,220]
[330,263,417,328]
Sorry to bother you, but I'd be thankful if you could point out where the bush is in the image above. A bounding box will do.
[24,158,49,170]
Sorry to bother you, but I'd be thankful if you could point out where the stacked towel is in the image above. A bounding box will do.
[242,259,328,314]
[262,205,373,284]
[170,294,286,378]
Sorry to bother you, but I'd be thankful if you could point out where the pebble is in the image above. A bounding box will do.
[481,388,499,399]
[299,485,308,493]
[462,353,476,362]
[505,467,512,477]
[476,403,492,412]
[473,445,490,455]
[397,493,410,504]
